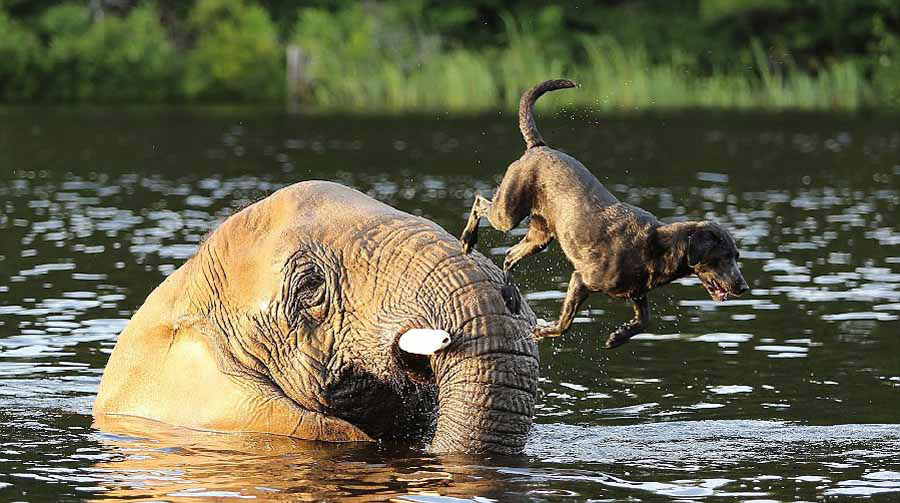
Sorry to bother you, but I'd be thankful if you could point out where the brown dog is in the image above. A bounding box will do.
[459,79,749,349]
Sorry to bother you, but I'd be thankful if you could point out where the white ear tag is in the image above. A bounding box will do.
[398,329,452,355]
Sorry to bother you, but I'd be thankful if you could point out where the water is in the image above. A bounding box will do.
[1,107,898,502]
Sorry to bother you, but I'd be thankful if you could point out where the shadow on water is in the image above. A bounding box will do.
[0,106,898,501]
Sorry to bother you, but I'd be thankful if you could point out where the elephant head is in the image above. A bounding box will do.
[93,181,539,454]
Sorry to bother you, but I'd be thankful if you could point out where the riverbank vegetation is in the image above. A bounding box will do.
[1,0,899,111]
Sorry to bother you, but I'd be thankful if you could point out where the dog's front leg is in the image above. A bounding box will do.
[501,226,552,313]
[604,295,650,349]
[503,225,552,275]
[459,195,492,254]
[534,271,590,339]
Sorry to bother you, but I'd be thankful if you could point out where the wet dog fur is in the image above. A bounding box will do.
[459,79,749,349]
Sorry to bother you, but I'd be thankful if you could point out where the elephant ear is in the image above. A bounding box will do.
[688,229,715,267]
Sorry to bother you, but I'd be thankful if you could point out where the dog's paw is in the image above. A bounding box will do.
[533,321,561,340]
[603,325,640,349]
[459,232,475,254]
[603,333,628,349]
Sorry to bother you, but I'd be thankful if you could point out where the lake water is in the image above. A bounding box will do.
[1,107,898,502]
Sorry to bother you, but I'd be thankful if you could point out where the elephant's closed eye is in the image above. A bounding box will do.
[283,263,328,326]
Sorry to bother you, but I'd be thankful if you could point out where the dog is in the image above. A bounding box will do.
[459,79,749,349]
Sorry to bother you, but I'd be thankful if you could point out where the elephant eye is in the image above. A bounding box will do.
[283,263,327,326]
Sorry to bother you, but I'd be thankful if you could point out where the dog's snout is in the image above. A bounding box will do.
[732,268,750,295]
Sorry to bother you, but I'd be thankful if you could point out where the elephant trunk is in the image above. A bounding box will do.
[429,315,539,455]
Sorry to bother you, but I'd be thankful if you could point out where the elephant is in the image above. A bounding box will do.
[93,180,539,455]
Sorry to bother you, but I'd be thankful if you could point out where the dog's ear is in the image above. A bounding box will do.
[688,229,714,267]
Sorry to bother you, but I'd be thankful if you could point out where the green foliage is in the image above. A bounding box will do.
[285,4,876,113]
[84,4,178,101]
[28,3,176,101]
[495,11,570,109]
[290,2,441,109]
[36,2,91,36]
[700,0,792,22]
[871,14,900,107]
[183,0,283,100]
[0,0,897,110]
[0,10,42,99]
[34,3,91,100]
[696,0,900,73]
[34,2,177,101]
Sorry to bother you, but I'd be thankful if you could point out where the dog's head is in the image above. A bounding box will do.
[688,222,749,301]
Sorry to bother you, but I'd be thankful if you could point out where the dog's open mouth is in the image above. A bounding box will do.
[702,278,731,302]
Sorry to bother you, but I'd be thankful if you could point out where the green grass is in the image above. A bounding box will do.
[291,24,873,114]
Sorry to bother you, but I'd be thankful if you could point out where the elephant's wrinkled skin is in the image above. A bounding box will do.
[93,181,539,454]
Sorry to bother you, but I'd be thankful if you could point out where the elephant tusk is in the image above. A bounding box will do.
[398,329,452,355]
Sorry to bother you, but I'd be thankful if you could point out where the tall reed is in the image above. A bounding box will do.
[289,10,873,113]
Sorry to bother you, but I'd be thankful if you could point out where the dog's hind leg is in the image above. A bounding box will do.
[460,195,493,254]
[461,171,532,254]
[604,295,650,349]
[534,271,590,339]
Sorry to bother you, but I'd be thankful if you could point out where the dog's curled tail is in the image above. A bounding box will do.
[518,79,577,149]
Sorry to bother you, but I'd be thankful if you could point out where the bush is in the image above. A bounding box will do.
[182,0,283,101]
[871,16,900,108]
[35,3,92,101]
[37,2,178,102]
[290,2,440,109]
[0,10,42,100]
[79,4,178,101]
